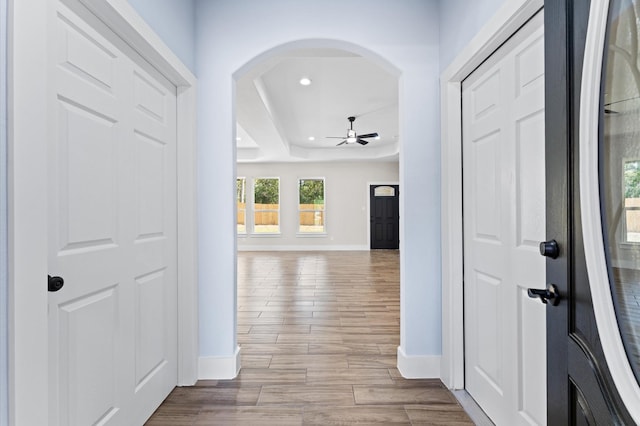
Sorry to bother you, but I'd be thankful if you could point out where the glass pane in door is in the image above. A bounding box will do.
[601,0,640,384]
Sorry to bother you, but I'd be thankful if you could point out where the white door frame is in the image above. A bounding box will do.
[439,0,543,390]
[8,0,198,424]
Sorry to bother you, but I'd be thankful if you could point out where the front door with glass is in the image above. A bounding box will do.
[546,0,640,423]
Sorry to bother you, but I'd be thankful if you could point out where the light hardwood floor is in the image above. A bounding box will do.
[146,250,473,425]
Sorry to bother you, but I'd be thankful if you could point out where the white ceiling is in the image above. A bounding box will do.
[236,48,399,163]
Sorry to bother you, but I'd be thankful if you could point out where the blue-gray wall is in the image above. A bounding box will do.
[1,0,8,423]
[438,0,505,71]
[127,0,196,73]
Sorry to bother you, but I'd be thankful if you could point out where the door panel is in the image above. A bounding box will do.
[472,133,501,242]
[60,287,119,425]
[48,3,177,425]
[515,112,545,246]
[135,271,168,387]
[463,11,546,426]
[471,270,503,391]
[57,99,118,250]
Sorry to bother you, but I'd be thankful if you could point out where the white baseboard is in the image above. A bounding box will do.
[397,346,441,378]
[237,244,369,251]
[198,346,241,380]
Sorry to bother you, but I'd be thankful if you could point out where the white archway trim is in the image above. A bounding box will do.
[9,0,198,423]
[439,0,543,389]
[580,0,640,422]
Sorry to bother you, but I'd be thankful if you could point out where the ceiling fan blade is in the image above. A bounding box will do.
[336,140,347,146]
[357,139,369,145]
[326,136,345,139]
[358,132,378,139]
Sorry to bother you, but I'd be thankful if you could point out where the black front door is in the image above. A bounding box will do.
[546,0,638,423]
[370,185,399,249]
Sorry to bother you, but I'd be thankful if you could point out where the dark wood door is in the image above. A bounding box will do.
[370,185,399,249]
[546,0,636,423]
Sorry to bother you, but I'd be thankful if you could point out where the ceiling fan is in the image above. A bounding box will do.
[326,116,378,146]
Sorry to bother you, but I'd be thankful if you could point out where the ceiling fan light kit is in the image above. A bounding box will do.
[327,116,379,146]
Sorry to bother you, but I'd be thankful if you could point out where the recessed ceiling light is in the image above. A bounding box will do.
[308,136,315,141]
[236,137,241,141]
[299,77,312,86]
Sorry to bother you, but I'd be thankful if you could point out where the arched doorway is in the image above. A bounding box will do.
[233,41,401,374]
[196,14,443,380]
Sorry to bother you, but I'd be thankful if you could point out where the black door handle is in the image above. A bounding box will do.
[539,240,559,258]
[48,275,64,292]
[527,283,559,305]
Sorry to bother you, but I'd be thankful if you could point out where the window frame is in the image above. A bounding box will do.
[297,177,327,236]
[252,177,281,235]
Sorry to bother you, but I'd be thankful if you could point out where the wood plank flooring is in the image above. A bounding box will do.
[146,251,473,425]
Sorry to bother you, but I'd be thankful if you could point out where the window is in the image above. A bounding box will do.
[253,178,280,233]
[624,160,640,242]
[236,177,246,234]
[298,178,325,233]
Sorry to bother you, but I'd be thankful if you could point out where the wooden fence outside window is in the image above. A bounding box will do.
[237,203,324,226]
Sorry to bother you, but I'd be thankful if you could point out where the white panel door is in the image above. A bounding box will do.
[47,4,177,425]
[462,11,546,426]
